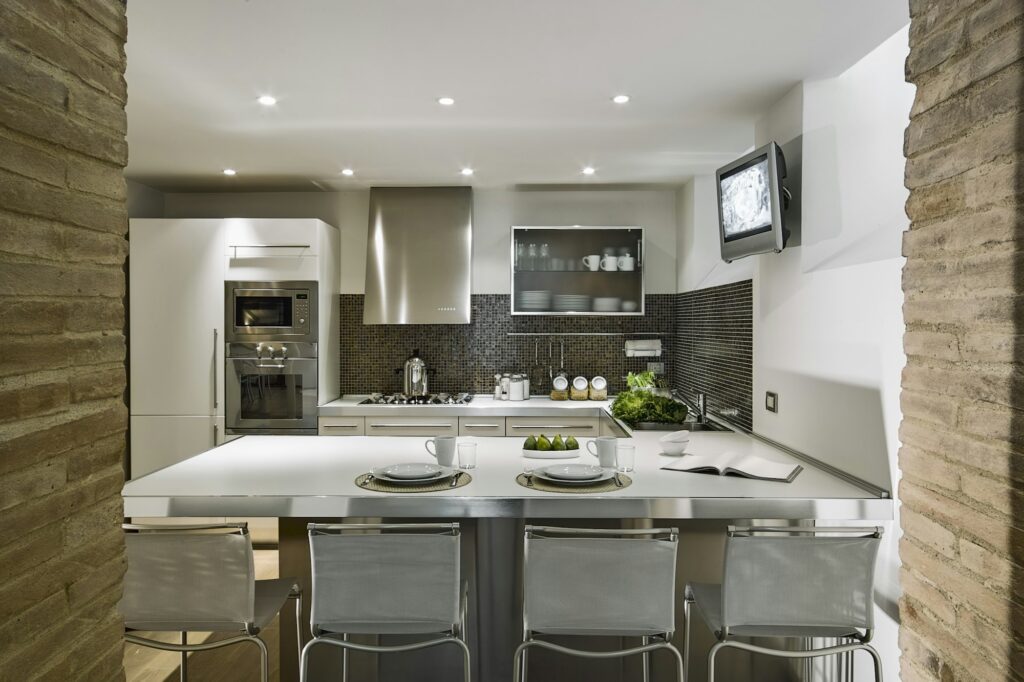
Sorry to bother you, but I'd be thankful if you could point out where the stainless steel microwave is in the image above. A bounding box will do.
[225,281,317,343]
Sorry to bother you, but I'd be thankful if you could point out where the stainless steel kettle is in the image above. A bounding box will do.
[401,349,428,396]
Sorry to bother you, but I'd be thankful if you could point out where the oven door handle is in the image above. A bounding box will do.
[257,363,287,369]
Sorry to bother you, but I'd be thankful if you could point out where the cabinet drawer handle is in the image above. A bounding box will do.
[463,423,501,428]
[369,423,454,429]
[322,424,360,428]
[509,424,594,430]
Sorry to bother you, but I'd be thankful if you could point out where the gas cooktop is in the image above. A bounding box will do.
[359,392,474,406]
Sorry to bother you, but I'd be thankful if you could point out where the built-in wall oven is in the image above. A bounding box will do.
[225,281,318,435]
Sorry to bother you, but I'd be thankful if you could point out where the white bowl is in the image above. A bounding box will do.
[660,440,688,456]
[621,300,639,312]
[659,431,691,456]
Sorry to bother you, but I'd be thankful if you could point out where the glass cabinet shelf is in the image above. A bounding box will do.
[510,226,645,316]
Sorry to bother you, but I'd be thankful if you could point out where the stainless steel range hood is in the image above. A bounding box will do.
[363,187,473,324]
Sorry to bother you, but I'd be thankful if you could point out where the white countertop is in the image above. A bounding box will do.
[122,430,892,520]
[319,395,615,417]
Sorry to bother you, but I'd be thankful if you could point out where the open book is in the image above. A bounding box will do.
[661,451,802,483]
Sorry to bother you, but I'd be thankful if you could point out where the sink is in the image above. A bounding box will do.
[631,420,723,432]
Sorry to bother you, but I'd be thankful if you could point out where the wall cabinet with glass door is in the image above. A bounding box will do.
[511,226,644,315]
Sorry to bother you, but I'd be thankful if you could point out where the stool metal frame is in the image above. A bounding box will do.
[299,523,470,682]
[121,523,302,682]
[684,525,885,682]
[514,525,684,682]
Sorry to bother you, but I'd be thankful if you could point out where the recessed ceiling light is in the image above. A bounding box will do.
[460,167,474,176]
[612,94,630,104]
[222,168,237,176]
[438,96,455,106]
[257,95,277,106]
[582,166,596,175]
[341,168,354,176]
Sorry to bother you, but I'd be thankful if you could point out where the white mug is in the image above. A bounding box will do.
[582,255,600,271]
[586,436,618,468]
[600,255,618,271]
[618,255,635,271]
[425,436,457,466]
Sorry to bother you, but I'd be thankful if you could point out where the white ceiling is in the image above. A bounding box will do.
[125,0,908,191]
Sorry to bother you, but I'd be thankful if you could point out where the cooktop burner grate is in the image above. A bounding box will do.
[359,392,474,406]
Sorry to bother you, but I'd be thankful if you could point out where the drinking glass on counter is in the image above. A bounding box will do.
[616,443,636,473]
[458,441,478,469]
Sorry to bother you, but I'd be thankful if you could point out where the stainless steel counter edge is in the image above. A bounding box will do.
[124,494,893,520]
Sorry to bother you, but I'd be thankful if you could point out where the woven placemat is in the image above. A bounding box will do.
[515,472,632,494]
[355,472,472,493]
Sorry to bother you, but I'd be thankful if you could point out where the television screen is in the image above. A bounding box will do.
[719,154,772,242]
[716,141,789,262]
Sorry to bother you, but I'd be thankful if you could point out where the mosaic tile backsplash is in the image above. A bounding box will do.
[671,280,753,431]
[339,294,675,396]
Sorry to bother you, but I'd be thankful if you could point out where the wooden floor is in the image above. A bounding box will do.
[124,550,282,682]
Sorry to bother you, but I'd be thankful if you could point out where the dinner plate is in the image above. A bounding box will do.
[371,463,450,483]
[532,468,617,487]
[538,463,604,480]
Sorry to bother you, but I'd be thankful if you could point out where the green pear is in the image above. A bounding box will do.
[552,435,566,451]
[537,435,552,451]
[566,436,579,450]
[524,435,537,450]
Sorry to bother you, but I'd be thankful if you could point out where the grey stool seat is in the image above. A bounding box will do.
[119,523,302,682]
[684,526,885,682]
[514,525,684,682]
[299,523,470,682]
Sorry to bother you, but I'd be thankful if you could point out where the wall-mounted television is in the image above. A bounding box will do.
[716,141,791,263]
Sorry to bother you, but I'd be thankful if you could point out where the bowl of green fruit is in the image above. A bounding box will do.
[522,434,581,459]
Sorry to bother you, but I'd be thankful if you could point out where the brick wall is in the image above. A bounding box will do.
[0,1,128,679]
[900,1,1023,680]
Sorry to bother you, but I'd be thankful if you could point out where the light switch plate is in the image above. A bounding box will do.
[647,362,665,375]
[765,391,778,413]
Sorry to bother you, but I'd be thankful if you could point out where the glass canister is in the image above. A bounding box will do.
[510,374,526,401]
[500,373,511,400]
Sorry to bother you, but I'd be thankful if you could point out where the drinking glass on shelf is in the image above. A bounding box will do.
[526,243,538,271]
[458,441,478,469]
[616,443,636,473]
[515,242,526,271]
[538,243,550,271]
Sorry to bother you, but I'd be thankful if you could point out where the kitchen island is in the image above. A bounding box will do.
[122,430,891,682]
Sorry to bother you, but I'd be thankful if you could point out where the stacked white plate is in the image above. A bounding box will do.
[553,294,591,312]
[517,290,552,311]
[593,297,621,313]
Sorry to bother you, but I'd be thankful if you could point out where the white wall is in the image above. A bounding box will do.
[162,187,678,295]
[676,26,912,682]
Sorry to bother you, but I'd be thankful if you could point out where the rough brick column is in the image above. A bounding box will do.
[0,0,129,679]
[900,0,1023,680]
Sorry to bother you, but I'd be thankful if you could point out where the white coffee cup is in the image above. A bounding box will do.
[586,436,618,468]
[582,255,600,271]
[425,436,457,466]
[600,255,618,271]
[618,255,635,271]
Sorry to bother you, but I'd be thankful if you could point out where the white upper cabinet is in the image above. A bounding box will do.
[130,219,226,417]
[223,218,324,281]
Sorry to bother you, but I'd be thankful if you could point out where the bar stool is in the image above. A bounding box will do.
[684,525,884,681]
[300,523,470,682]
[119,523,302,682]
[514,525,684,682]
